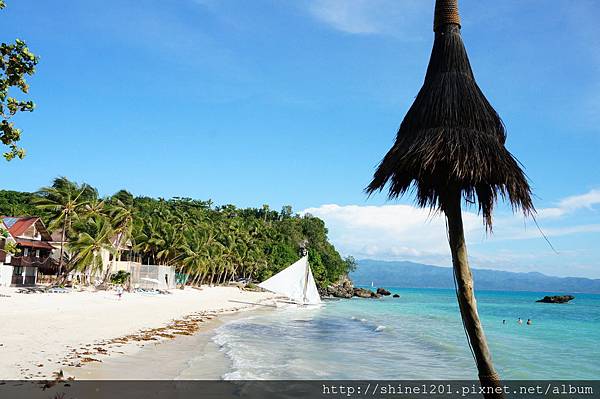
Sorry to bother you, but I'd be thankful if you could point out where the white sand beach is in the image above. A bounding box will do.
[0,286,277,380]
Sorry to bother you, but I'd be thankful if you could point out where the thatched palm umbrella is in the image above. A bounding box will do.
[366,0,533,395]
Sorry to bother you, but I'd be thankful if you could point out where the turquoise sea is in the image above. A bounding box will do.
[213,289,600,379]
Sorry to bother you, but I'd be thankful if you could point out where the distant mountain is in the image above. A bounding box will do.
[350,259,600,294]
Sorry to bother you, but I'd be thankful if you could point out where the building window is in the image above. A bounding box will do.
[23,248,29,257]
[35,249,40,258]
[14,266,23,276]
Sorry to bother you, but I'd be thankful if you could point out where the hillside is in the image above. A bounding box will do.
[351,259,600,294]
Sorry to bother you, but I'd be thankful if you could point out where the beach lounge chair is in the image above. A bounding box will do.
[48,287,70,293]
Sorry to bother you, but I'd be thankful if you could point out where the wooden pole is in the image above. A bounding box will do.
[445,190,503,399]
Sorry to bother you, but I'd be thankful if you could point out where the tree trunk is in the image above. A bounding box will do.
[445,191,503,399]
[192,271,201,286]
[57,217,67,278]
[223,269,229,285]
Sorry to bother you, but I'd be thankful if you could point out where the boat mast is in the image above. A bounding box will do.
[300,246,309,304]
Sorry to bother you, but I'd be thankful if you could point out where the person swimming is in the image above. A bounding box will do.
[527,319,532,325]
[502,319,506,325]
[518,318,523,325]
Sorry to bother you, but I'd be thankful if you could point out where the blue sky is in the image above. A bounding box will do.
[1,0,599,278]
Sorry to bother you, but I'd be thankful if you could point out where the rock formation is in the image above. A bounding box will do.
[536,295,575,304]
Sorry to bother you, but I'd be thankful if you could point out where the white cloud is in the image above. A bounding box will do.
[301,189,600,272]
[307,0,430,37]
[558,189,600,210]
[309,0,377,34]
[302,203,482,265]
[538,188,600,219]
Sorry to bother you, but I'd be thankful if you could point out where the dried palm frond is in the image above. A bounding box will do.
[366,0,534,229]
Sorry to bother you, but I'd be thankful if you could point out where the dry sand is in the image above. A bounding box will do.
[0,285,277,380]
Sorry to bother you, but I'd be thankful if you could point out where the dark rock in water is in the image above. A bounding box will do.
[324,274,354,299]
[353,287,381,298]
[353,288,372,298]
[323,275,384,299]
[392,294,400,298]
[536,295,575,304]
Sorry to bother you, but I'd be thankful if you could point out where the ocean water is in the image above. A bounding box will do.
[212,289,600,380]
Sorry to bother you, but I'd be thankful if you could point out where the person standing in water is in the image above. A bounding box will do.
[502,320,506,325]
[518,318,523,325]
[527,319,532,325]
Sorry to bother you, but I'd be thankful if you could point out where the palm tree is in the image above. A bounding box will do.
[133,216,161,264]
[83,198,107,219]
[180,229,210,285]
[68,216,115,284]
[366,1,533,396]
[107,198,135,255]
[155,221,180,265]
[32,177,96,277]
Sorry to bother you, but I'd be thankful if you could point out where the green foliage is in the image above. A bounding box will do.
[2,177,354,287]
[1,1,39,160]
[68,215,115,273]
[31,176,96,232]
[1,238,17,255]
[110,270,130,285]
[0,190,39,217]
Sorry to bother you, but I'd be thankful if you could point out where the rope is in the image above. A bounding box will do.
[434,0,461,32]
[531,214,559,255]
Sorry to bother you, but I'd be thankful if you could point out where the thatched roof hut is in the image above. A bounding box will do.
[367,0,534,229]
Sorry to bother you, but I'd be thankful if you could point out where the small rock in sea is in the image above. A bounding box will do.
[376,288,391,296]
[535,295,575,304]
[393,294,400,298]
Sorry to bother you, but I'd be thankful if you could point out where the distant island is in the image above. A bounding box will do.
[351,259,600,294]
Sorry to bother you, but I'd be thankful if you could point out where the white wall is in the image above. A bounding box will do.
[137,265,176,289]
[0,265,13,287]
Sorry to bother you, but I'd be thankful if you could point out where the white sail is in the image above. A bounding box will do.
[258,256,321,305]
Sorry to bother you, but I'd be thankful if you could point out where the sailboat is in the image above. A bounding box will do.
[258,255,322,306]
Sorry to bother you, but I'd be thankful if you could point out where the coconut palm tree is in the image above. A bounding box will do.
[83,198,107,220]
[32,177,97,277]
[107,198,135,255]
[68,216,115,283]
[366,1,533,396]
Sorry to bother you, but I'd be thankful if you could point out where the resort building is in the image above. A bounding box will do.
[95,236,177,289]
[0,216,176,289]
[0,216,57,287]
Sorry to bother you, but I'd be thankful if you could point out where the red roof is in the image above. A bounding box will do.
[2,216,39,237]
[15,239,54,250]
[1,216,53,241]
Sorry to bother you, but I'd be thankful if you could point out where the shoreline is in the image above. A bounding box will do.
[0,285,278,380]
[66,308,268,380]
